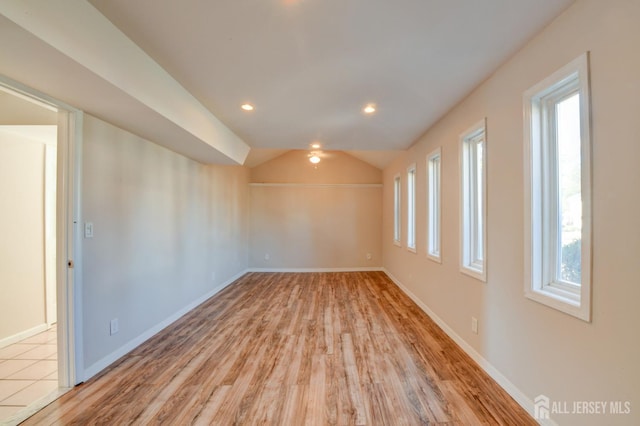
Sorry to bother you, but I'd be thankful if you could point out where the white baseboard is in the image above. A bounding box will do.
[248,267,384,273]
[82,269,248,381]
[0,323,49,349]
[382,268,556,426]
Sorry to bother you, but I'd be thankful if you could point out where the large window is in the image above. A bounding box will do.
[523,53,592,321]
[407,164,417,252]
[460,119,487,281]
[393,174,401,245]
[427,149,441,262]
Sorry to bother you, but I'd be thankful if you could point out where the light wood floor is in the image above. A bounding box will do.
[23,272,535,425]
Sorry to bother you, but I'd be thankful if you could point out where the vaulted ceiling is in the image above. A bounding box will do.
[0,0,574,167]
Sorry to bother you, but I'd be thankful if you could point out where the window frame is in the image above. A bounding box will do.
[460,119,487,282]
[406,164,417,252]
[523,53,592,322]
[393,173,402,246]
[427,148,442,263]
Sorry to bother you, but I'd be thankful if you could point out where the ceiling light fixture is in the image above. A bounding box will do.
[309,155,321,164]
[241,103,254,111]
[311,143,321,149]
[363,104,376,114]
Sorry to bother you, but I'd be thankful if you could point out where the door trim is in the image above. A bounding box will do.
[0,75,84,387]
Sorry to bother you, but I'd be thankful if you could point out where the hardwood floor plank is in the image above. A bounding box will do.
[281,384,307,425]
[305,354,327,426]
[192,385,231,426]
[22,272,536,425]
[323,307,334,355]
[341,333,368,425]
[365,383,397,426]
[439,380,488,425]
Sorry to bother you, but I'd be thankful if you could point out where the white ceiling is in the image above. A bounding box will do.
[1,1,574,168]
[90,0,573,155]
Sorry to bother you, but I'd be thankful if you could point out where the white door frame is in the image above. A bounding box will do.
[0,75,83,387]
[44,138,57,326]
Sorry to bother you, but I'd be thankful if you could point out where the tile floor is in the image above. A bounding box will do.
[0,326,58,422]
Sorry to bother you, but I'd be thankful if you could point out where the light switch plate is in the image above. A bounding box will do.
[85,222,94,238]
[110,318,119,335]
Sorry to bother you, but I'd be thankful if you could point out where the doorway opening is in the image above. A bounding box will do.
[0,78,81,424]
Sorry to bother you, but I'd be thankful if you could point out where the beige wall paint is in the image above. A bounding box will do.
[250,150,382,269]
[382,1,640,424]
[0,129,47,341]
[251,150,382,184]
[0,90,57,125]
[82,115,249,370]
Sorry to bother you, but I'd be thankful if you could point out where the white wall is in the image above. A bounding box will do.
[382,1,640,425]
[81,115,249,375]
[0,128,47,343]
[0,94,58,344]
[249,150,382,269]
[0,90,57,125]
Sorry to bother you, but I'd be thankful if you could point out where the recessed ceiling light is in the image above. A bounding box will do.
[241,103,254,111]
[309,155,321,164]
[311,143,321,149]
[363,104,376,114]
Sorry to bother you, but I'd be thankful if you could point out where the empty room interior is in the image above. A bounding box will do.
[0,0,639,425]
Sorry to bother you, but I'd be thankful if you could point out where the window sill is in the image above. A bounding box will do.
[525,288,590,322]
[460,265,486,282]
[393,240,402,247]
[427,253,442,264]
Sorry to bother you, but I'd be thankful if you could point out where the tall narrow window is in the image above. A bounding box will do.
[393,174,401,245]
[460,119,487,281]
[524,53,591,321]
[407,164,417,252]
[427,148,441,262]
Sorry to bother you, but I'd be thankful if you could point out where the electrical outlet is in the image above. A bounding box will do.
[211,272,216,282]
[366,253,372,260]
[110,318,119,335]
[264,253,270,261]
[471,317,478,334]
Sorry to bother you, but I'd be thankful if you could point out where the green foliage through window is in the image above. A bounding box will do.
[561,239,581,284]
